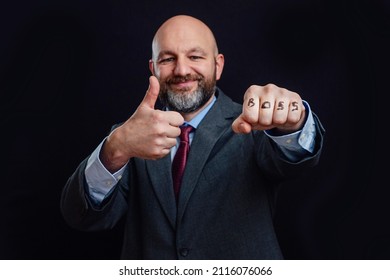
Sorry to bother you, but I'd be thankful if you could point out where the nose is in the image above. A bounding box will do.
[173,57,191,76]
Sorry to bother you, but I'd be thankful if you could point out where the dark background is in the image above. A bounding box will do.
[1,0,389,259]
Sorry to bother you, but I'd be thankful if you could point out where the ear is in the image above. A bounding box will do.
[149,59,155,75]
[215,54,225,81]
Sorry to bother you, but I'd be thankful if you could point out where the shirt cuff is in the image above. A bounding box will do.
[264,100,316,154]
[85,138,127,203]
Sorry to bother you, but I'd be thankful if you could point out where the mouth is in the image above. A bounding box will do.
[169,79,198,93]
[170,80,197,90]
[165,75,203,93]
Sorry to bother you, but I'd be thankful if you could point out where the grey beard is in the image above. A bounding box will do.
[163,86,216,113]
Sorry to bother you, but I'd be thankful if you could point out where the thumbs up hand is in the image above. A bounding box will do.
[100,76,184,172]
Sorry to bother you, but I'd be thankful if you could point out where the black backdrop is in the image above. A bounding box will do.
[1,0,389,259]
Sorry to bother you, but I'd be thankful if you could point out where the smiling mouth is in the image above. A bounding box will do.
[169,80,198,91]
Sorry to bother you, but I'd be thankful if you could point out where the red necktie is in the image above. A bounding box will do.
[172,125,193,200]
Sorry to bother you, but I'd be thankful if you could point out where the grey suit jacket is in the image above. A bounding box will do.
[61,88,325,259]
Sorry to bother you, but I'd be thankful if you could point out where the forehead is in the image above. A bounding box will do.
[158,46,208,57]
[152,19,215,57]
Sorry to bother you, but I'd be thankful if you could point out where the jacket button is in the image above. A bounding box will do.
[179,248,189,257]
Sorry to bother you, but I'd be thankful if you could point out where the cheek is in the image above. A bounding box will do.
[154,65,171,79]
[153,68,162,79]
[193,64,215,79]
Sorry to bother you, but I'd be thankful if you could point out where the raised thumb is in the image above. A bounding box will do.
[141,76,160,109]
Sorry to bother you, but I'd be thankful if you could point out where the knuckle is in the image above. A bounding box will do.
[244,85,260,98]
[288,91,300,100]
[273,116,286,125]
[154,126,165,136]
[168,138,177,148]
[248,84,260,92]
[173,127,181,137]
[264,83,278,92]
[260,118,273,126]
[243,112,257,123]
[151,111,164,123]
[151,137,163,147]
[173,111,185,122]
[288,114,301,124]
[150,147,162,158]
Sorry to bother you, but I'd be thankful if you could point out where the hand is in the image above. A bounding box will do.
[100,76,184,172]
[232,84,306,134]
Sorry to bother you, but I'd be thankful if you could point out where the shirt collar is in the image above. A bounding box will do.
[184,96,217,129]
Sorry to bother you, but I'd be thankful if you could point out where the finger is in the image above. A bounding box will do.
[141,76,160,109]
[258,96,275,127]
[164,125,182,138]
[242,87,259,124]
[272,98,289,125]
[165,111,184,127]
[164,137,178,149]
[232,115,252,134]
[148,136,177,160]
[286,100,304,125]
[161,148,172,157]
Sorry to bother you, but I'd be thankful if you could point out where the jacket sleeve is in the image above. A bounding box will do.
[60,156,130,231]
[255,111,325,179]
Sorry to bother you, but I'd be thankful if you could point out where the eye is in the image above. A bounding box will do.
[189,56,202,61]
[158,57,175,64]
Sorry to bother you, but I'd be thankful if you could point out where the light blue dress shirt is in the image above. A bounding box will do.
[85,96,317,203]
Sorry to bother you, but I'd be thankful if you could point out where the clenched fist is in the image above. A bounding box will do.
[232,84,306,134]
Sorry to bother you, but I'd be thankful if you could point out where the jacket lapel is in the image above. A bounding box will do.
[145,155,177,229]
[177,90,238,222]
[145,89,239,228]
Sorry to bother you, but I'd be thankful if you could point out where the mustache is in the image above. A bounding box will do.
[165,74,203,84]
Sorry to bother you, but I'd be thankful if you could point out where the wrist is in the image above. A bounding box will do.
[99,135,129,173]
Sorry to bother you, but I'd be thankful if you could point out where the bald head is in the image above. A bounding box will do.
[148,15,225,117]
[151,15,219,60]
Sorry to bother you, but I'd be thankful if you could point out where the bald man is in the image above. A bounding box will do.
[61,15,325,259]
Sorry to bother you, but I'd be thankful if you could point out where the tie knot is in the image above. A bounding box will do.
[179,125,193,142]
